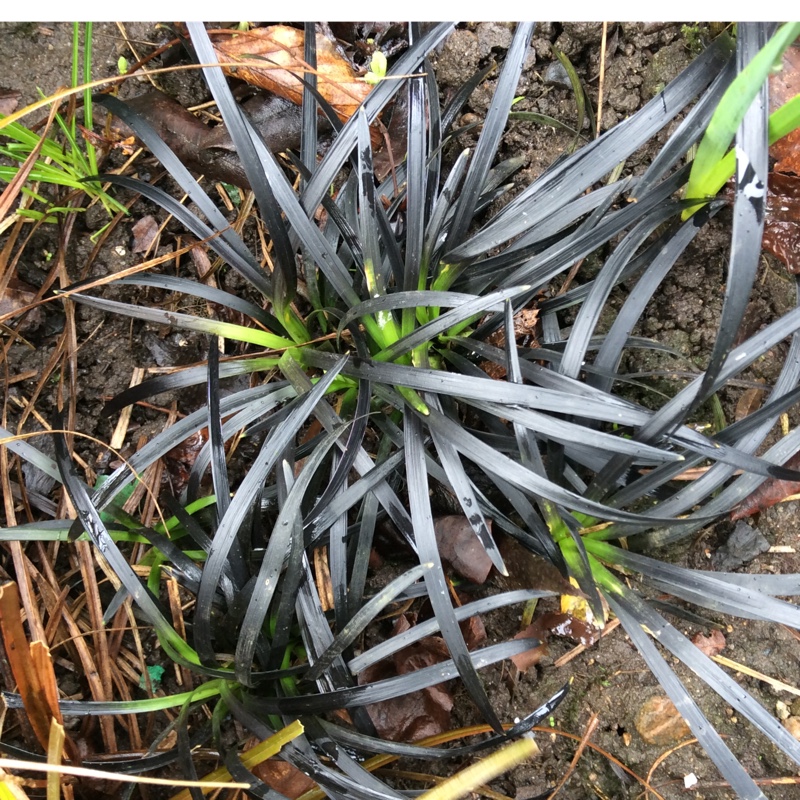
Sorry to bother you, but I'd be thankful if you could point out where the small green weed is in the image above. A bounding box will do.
[0,23,126,224]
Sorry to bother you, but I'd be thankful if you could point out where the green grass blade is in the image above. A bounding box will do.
[684,21,800,214]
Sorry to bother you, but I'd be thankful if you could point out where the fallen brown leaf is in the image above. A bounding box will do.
[0,582,78,761]
[0,86,21,115]
[211,26,371,125]
[162,428,209,495]
[731,450,800,520]
[0,278,44,331]
[459,612,487,649]
[252,759,317,798]
[434,515,493,584]
[691,629,726,658]
[480,305,542,379]
[359,614,455,742]
[762,172,800,274]
[510,622,549,672]
[734,385,765,422]
[770,44,800,175]
[116,89,322,188]
[131,215,159,254]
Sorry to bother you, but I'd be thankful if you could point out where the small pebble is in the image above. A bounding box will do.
[543,61,571,89]
[635,695,691,745]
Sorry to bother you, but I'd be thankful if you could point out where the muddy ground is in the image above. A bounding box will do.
[1,21,800,800]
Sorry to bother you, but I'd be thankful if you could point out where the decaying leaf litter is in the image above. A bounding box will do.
[3,18,800,796]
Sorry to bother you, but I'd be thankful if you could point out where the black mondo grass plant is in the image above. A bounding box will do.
[4,20,800,799]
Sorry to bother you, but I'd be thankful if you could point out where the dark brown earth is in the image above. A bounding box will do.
[2,21,800,800]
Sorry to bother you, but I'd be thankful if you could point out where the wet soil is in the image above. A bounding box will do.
[2,21,800,800]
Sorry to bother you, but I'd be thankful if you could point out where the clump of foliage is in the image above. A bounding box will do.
[3,20,800,800]
[0,23,126,226]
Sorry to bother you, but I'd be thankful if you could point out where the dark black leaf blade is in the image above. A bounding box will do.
[67,292,291,350]
[587,539,800,626]
[193,356,347,666]
[444,23,535,261]
[428,396,507,575]
[246,638,539,714]
[607,590,768,800]
[348,589,554,675]
[446,34,734,263]
[103,357,279,418]
[305,563,432,682]
[52,412,204,672]
[114,274,283,333]
[610,585,800,778]
[235,423,348,685]
[404,408,503,732]
[319,680,568,759]
[92,174,272,298]
[688,24,770,419]
[90,96,259,277]
[186,21,297,312]
[301,24,455,216]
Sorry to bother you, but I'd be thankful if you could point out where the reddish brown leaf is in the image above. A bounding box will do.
[211,26,371,125]
[479,305,542,379]
[734,385,765,422]
[131,215,159,254]
[762,172,800,274]
[510,621,549,672]
[0,86,21,115]
[434,515,493,584]
[0,583,62,751]
[731,450,800,520]
[0,278,43,331]
[162,429,209,495]
[691,629,726,658]
[770,44,800,175]
[359,615,455,742]
[252,760,317,798]
[538,610,602,647]
[459,613,487,649]
[190,243,213,280]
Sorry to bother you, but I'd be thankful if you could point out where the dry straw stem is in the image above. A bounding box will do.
[416,737,539,800]
[0,759,249,790]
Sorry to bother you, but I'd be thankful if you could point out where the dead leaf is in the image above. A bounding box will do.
[359,614,454,742]
[190,243,214,280]
[459,613,487,649]
[734,385,765,422]
[252,759,317,798]
[117,89,322,188]
[0,86,21,115]
[162,429,209,495]
[434,516,493,584]
[731,450,800,520]
[0,582,78,761]
[0,278,43,331]
[480,305,542,378]
[211,26,372,125]
[538,611,602,647]
[762,172,800,274]
[510,622,548,672]
[131,215,159,254]
[770,44,800,175]
[691,629,726,658]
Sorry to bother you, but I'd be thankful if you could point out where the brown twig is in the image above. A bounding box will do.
[546,712,599,800]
